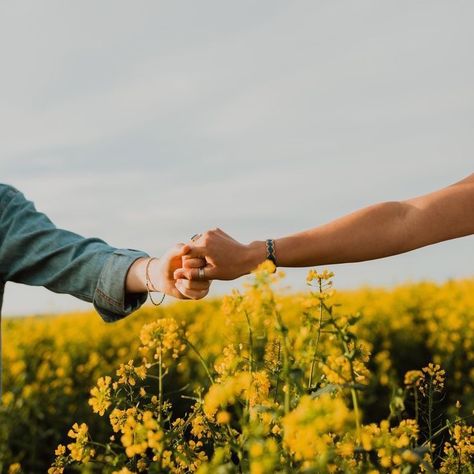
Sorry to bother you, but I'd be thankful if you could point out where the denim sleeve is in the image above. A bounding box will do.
[0,184,148,322]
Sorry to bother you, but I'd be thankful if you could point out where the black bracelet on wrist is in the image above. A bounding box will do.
[265,239,277,270]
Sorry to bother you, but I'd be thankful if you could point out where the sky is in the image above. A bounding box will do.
[1,1,473,316]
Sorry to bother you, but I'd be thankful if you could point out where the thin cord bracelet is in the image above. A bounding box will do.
[145,257,166,306]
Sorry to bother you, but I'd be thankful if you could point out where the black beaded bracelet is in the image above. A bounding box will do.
[265,239,277,269]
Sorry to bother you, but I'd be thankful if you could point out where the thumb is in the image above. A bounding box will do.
[166,243,188,259]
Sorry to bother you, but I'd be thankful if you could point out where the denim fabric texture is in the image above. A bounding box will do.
[0,183,148,396]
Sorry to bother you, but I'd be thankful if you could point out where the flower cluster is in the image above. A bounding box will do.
[418,362,446,396]
[440,422,474,473]
[139,318,186,365]
[67,423,94,463]
[88,375,112,415]
[282,393,353,462]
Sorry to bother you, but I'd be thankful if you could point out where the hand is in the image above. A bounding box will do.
[151,244,211,299]
[126,244,210,300]
[173,228,267,281]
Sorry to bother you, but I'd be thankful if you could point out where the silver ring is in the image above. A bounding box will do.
[191,233,202,242]
[198,267,205,280]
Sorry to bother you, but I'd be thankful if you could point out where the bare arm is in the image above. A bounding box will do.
[270,173,474,267]
[177,174,474,281]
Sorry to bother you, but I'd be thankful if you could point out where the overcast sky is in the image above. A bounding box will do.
[1,1,472,316]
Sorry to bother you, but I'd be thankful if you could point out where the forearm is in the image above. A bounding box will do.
[246,201,410,268]
[272,201,410,267]
[125,257,148,293]
[0,184,148,321]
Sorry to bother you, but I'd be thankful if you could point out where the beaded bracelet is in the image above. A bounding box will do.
[145,257,166,306]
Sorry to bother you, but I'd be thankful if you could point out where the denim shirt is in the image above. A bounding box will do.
[0,184,149,396]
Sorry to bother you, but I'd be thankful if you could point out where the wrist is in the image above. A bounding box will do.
[243,241,267,274]
[125,257,148,293]
[125,257,163,294]
[146,257,164,293]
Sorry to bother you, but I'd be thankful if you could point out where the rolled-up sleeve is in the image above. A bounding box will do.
[94,249,149,322]
[0,184,149,322]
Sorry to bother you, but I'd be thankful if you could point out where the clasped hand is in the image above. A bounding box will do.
[136,228,263,301]
[173,228,265,297]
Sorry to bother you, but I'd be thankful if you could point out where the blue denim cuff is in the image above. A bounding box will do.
[93,248,149,323]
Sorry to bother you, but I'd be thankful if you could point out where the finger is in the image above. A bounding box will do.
[174,265,217,281]
[182,257,206,269]
[185,244,207,259]
[181,243,191,254]
[174,268,186,280]
[167,243,188,259]
[176,279,210,291]
[175,282,209,300]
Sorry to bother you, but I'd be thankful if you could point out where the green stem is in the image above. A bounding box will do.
[428,382,433,450]
[88,440,119,457]
[276,309,291,415]
[158,348,163,424]
[308,285,324,389]
[351,386,361,436]
[421,414,474,448]
[414,389,419,426]
[244,310,254,374]
[339,332,361,437]
[244,310,254,421]
[273,342,281,403]
[185,339,215,384]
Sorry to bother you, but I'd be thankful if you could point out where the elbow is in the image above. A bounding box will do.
[380,201,415,254]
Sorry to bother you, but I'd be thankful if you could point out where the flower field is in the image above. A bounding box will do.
[1,265,473,473]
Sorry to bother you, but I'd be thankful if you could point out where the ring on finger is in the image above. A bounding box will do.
[198,267,205,280]
[190,233,202,242]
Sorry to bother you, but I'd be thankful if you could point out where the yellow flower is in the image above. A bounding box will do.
[248,438,278,474]
[139,318,186,364]
[47,468,64,474]
[337,441,355,457]
[116,360,147,386]
[214,344,239,381]
[306,269,334,284]
[440,423,474,472]
[67,423,94,463]
[320,352,370,386]
[216,411,231,424]
[418,363,446,395]
[401,450,420,464]
[88,376,112,416]
[264,339,281,373]
[7,464,21,474]
[110,408,136,433]
[204,372,251,419]
[282,394,353,462]
[248,371,271,407]
[253,260,276,275]
[120,411,163,459]
[404,370,423,387]
[54,444,66,456]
